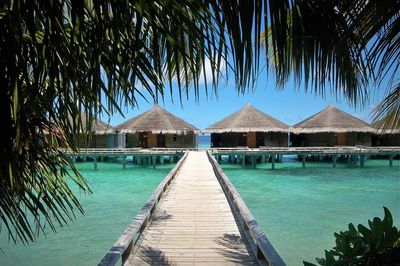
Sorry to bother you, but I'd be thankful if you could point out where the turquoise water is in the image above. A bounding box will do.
[222,159,400,265]
[0,162,174,266]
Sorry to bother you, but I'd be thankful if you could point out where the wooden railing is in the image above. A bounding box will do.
[211,146,400,155]
[98,152,188,266]
[61,147,197,155]
[206,150,286,266]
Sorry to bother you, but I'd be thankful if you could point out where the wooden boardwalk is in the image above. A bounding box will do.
[126,151,258,265]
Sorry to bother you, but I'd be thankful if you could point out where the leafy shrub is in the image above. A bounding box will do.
[304,207,400,266]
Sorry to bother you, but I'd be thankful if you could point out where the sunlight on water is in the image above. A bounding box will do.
[222,159,399,266]
[0,162,174,266]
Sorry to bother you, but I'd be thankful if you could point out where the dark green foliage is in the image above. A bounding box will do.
[0,0,278,244]
[304,207,400,266]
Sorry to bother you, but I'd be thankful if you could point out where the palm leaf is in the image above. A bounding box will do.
[0,0,278,243]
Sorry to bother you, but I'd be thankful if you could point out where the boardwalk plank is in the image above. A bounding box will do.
[126,151,257,265]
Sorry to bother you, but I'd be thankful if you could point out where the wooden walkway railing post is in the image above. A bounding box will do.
[98,152,188,266]
[206,150,286,266]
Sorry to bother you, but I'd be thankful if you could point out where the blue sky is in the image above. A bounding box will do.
[104,63,386,131]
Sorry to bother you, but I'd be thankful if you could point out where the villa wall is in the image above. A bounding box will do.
[372,133,400,146]
[211,132,288,148]
[211,133,245,147]
[125,132,197,148]
[260,132,288,147]
[76,134,116,148]
[165,133,197,148]
[291,132,372,147]
[126,133,139,147]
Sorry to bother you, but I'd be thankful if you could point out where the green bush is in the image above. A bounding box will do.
[304,207,400,266]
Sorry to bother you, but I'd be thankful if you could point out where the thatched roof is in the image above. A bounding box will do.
[371,120,400,134]
[115,105,199,134]
[203,103,289,133]
[291,104,374,134]
[47,113,114,135]
[79,113,115,135]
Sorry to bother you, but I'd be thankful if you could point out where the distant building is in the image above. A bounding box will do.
[115,105,199,148]
[204,103,289,148]
[371,123,400,146]
[75,113,116,148]
[291,104,374,146]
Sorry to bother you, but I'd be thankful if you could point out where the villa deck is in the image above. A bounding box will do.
[65,146,400,170]
[210,146,400,155]
[61,147,195,170]
[210,146,400,168]
[99,151,284,266]
[61,147,196,156]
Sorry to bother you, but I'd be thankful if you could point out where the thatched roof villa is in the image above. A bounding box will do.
[371,122,400,146]
[115,105,199,148]
[291,104,375,146]
[204,103,289,148]
[75,113,116,148]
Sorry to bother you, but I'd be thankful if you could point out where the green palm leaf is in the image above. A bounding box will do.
[0,0,277,244]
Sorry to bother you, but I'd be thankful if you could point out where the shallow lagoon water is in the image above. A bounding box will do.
[0,162,174,266]
[222,159,399,265]
[0,157,398,266]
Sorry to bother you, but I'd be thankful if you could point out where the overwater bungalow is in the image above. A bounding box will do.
[291,104,374,147]
[46,113,115,148]
[75,113,116,148]
[204,103,289,148]
[371,124,400,146]
[115,105,199,148]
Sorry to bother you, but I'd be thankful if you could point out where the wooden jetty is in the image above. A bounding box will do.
[99,151,285,266]
[61,148,196,170]
[210,146,400,169]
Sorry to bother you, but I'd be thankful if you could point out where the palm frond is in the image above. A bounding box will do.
[372,83,400,131]
[0,0,277,243]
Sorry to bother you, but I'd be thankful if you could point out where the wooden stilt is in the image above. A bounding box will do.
[271,155,275,170]
[332,155,337,168]
[360,155,365,167]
